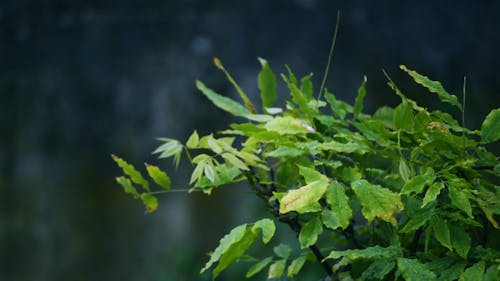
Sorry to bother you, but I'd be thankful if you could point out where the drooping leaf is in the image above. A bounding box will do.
[397,258,437,281]
[459,261,485,281]
[265,116,312,135]
[394,101,414,131]
[351,179,403,225]
[186,130,200,148]
[112,154,150,191]
[299,217,323,248]
[449,223,471,258]
[400,65,462,110]
[431,216,452,251]
[115,176,140,198]
[190,160,206,185]
[201,224,247,274]
[481,108,500,143]
[448,184,472,217]
[422,181,445,207]
[279,179,329,214]
[140,193,158,213]
[196,80,252,117]
[324,181,352,230]
[400,169,435,195]
[353,75,367,118]
[268,259,286,279]
[287,256,307,277]
[360,260,396,281]
[252,218,276,244]
[246,256,273,278]
[258,57,277,110]
[145,163,171,190]
[399,202,435,233]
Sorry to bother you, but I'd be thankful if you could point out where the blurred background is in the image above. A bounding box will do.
[1,1,499,280]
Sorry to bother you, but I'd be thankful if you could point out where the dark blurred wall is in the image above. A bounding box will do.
[0,1,499,281]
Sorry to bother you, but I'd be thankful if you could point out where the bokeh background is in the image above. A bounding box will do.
[1,1,499,280]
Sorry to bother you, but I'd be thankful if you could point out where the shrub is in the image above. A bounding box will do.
[112,57,500,280]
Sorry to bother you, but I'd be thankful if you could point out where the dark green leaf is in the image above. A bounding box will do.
[438,262,466,281]
[299,217,323,248]
[145,163,171,190]
[354,75,367,118]
[448,184,472,217]
[397,258,437,281]
[246,256,273,278]
[431,216,452,251]
[449,223,471,258]
[325,245,400,261]
[483,264,500,281]
[459,261,485,281]
[400,169,435,195]
[399,202,435,233]
[324,181,352,230]
[258,58,277,110]
[422,182,445,207]
[373,106,395,129]
[273,244,293,259]
[301,74,314,99]
[481,108,500,143]
[360,260,396,281]
[400,65,462,110]
[394,101,414,131]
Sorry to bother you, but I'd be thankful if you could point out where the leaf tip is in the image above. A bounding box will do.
[213,57,224,69]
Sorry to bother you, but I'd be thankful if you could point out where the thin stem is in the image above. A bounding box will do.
[318,10,341,101]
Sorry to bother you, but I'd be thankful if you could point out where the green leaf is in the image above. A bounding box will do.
[190,160,206,185]
[483,264,500,281]
[422,182,445,207]
[399,157,412,183]
[246,256,273,278]
[319,140,371,154]
[115,176,140,199]
[449,223,471,258]
[373,106,395,129]
[112,154,150,191]
[265,116,312,135]
[394,101,414,131]
[201,224,247,274]
[266,146,304,158]
[268,259,286,279]
[298,165,326,184]
[439,262,466,281]
[481,108,500,143]
[400,65,462,110]
[153,139,183,160]
[287,256,307,277]
[279,179,329,214]
[414,110,431,132]
[448,184,472,217]
[145,164,171,190]
[203,160,217,183]
[273,244,293,259]
[301,74,314,99]
[459,261,485,281]
[221,152,249,171]
[213,227,258,280]
[324,181,352,230]
[196,80,252,117]
[400,169,435,195]
[353,75,367,118]
[207,134,223,154]
[252,218,276,244]
[325,92,350,119]
[325,245,400,261]
[351,179,403,226]
[397,258,437,281]
[258,57,277,110]
[399,202,435,233]
[431,216,452,251]
[299,217,323,249]
[186,130,200,148]
[360,260,396,281]
[140,193,158,213]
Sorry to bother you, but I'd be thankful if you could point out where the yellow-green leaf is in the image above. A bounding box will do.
[258,57,277,110]
[115,176,139,198]
[196,80,252,117]
[112,154,150,191]
[186,130,200,148]
[201,224,247,274]
[140,193,158,213]
[298,217,322,249]
[324,181,352,230]
[279,179,329,214]
[353,75,367,118]
[481,108,500,143]
[397,258,437,281]
[287,256,307,277]
[246,256,273,278]
[268,259,286,279]
[265,116,311,135]
[422,182,445,207]
[145,163,171,190]
[252,218,276,244]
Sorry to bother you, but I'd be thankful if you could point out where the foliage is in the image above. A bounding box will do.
[113,58,500,280]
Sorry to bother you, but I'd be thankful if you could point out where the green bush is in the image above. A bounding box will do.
[113,57,500,280]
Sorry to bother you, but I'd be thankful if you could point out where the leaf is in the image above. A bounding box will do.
[287,256,307,277]
[140,193,158,213]
[273,244,293,259]
[265,116,311,135]
[399,157,412,183]
[258,57,277,110]
[301,74,314,99]
[266,146,304,158]
[186,130,200,148]
[112,155,150,191]
[203,161,217,183]
[351,179,403,226]
[431,216,452,251]
[221,152,249,171]
[319,140,371,154]
[212,227,258,280]
[448,184,472,217]
[483,264,500,281]
[449,223,471,258]
[373,106,395,129]
[400,65,462,110]
[145,164,171,190]
[439,262,466,281]
[201,224,247,274]
[207,134,223,154]
[414,110,431,132]
[246,256,273,278]
[298,165,326,184]
[252,218,276,244]
[299,217,323,249]
[481,108,500,143]
[325,92,350,119]
[279,179,329,214]
[153,139,183,159]
[115,176,140,198]
[190,160,206,184]
[459,261,485,281]
[196,80,252,117]
[353,75,367,118]
[394,101,414,131]
[400,169,435,195]
[422,181,445,207]
[325,245,400,261]
[399,202,435,233]
[397,258,437,281]
[360,260,396,281]
[324,181,352,230]
[268,259,286,279]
